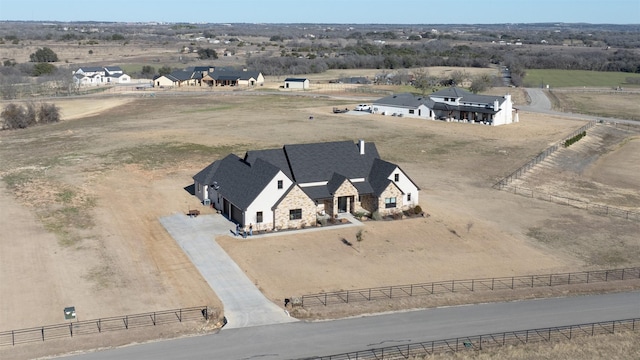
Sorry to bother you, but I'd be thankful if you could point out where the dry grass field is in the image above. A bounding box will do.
[1,82,639,358]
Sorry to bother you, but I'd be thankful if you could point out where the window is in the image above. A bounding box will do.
[198,183,201,192]
[289,209,302,220]
[256,211,263,223]
[394,174,399,182]
[409,109,414,114]
[385,197,397,208]
[277,180,283,189]
[407,193,411,201]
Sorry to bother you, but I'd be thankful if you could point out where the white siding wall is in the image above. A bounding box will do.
[388,167,420,208]
[372,104,433,119]
[245,171,293,230]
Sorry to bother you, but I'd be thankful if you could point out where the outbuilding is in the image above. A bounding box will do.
[284,78,309,90]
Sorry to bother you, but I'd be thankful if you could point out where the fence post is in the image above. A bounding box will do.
[41,327,44,342]
[70,323,73,337]
[451,280,455,293]
[587,271,590,283]
[12,330,14,346]
[346,291,349,303]
[410,284,413,296]
[471,279,474,292]
[369,288,372,300]
[491,278,494,290]
[179,308,182,322]
[511,277,514,289]
[325,293,327,306]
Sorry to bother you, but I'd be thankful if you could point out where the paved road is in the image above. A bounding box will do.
[65,291,640,359]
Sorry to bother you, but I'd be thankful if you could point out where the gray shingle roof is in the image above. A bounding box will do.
[193,154,280,210]
[196,140,413,205]
[431,87,506,106]
[373,93,434,108]
[284,78,308,82]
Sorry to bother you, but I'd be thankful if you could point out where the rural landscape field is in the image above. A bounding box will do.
[1,21,639,359]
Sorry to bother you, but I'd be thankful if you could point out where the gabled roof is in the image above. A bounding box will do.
[283,140,379,183]
[431,87,506,106]
[373,93,433,109]
[76,66,104,73]
[193,154,280,210]
[196,140,415,206]
[168,70,198,81]
[104,66,123,72]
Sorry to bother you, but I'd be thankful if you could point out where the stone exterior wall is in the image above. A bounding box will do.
[359,194,377,214]
[273,185,316,230]
[377,183,405,216]
[332,180,359,215]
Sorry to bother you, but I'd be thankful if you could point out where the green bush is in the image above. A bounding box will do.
[564,131,587,147]
[413,205,422,214]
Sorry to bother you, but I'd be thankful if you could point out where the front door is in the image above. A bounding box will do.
[337,196,348,213]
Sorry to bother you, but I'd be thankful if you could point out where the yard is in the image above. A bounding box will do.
[1,89,639,358]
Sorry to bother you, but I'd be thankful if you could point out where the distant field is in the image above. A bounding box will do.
[523,69,640,88]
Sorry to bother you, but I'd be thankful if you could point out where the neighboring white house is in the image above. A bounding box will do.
[372,87,515,126]
[73,66,131,86]
[372,93,435,119]
[283,78,309,90]
[193,140,420,231]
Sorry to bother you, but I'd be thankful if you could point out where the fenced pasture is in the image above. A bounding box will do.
[523,69,640,88]
[0,306,209,347]
[300,268,640,307]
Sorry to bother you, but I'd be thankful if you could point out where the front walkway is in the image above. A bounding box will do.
[159,212,363,329]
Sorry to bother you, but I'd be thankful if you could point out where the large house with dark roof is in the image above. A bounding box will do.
[372,87,515,125]
[193,140,420,231]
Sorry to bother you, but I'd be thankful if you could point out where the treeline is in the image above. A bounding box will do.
[248,40,640,78]
[1,102,60,130]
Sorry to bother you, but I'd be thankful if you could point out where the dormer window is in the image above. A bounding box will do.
[277,180,283,189]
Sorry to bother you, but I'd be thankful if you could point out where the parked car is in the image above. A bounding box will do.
[355,104,371,111]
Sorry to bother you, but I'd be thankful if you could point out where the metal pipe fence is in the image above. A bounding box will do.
[0,306,209,347]
[312,317,639,359]
[493,121,596,189]
[499,184,640,221]
[300,268,640,307]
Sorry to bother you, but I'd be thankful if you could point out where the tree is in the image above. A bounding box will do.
[1,102,60,130]
[32,63,56,76]
[1,103,27,129]
[158,66,172,76]
[38,103,60,124]
[469,74,494,93]
[29,47,58,62]
[197,48,218,60]
[141,65,155,78]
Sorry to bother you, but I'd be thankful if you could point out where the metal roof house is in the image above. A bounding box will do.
[193,140,420,231]
[373,87,515,125]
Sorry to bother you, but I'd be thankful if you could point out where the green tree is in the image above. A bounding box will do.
[29,47,59,62]
[141,65,156,77]
[197,48,218,60]
[32,63,56,76]
[158,66,172,76]
[111,34,125,41]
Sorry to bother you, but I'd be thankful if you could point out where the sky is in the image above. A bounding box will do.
[1,0,639,24]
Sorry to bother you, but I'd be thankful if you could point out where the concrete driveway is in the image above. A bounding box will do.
[159,213,298,329]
